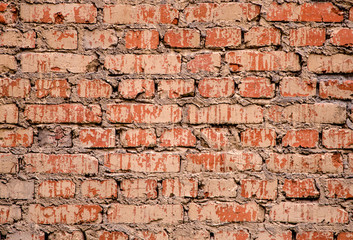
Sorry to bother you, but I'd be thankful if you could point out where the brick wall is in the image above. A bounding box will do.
[1,0,353,239]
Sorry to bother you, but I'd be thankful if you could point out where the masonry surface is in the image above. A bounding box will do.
[1,0,353,239]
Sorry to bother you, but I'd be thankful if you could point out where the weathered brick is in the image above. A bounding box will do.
[282,129,319,148]
[331,28,353,46]
[42,30,77,49]
[105,153,180,173]
[21,53,97,73]
[24,154,98,174]
[290,28,326,46]
[187,53,221,73]
[283,179,319,198]
[78,128,115,148]
[280,77,316,97]
[120,179,157,199]
[241,179,277,200]
[135,231,168,240]
[38,180,75,198]
[198,78,234,98]
[29,204,102,224]
[77,79,112,98]
[48,231,84,240]
[21,4,97,23]
[266,153,343,173]
[187,104,263,124]
[120,128,156,147]
[257,231,292,240]
[164,29,200,48]
[0,104,18,124]
[24,104,101,123]
[0,154,18,174]
[351,7,353,21]
[225,51,300,72]
[266,2,343,22]
[203,179,237,197]
[0,54,16,72]
[205,27,241,48]
[105,54,181,74]
[244,27,281,46]
[160,128,196,147]
[186,152,262,172]
[201,128,229,150]
[0,4,17,24]
[327,179,353,199]
[241,128,276,147]
[158,79,194,98]
[162,178,198,198]
[118,79,154,99]
[338,232,353,240]
[107,104,182,124]
[308,54,353,73]
[94,232,128,240]
[320,80,353,99]
[83,29,118,49]
[7,232,45,240]
[35,80,70,98]
[125,30,159,49]
[323,128,353,149]
[0,180,34,199]
[348,153,353,173]
[0,128,33,147]
[0,78,30,98]
[238,77,275,98]
[297,232,333,240]
[173,231,209,240]
[103,4,178,24]
[81,179,117,199]
[213,230,250,240]
[0,30,35,48]
[189,202,264,223]
[0,205,21,224]
[107,204,183,224]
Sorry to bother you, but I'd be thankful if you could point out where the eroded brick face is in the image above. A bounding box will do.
[2,1,353,238]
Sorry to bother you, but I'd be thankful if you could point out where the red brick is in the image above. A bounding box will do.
[83,29,118,49]
[280,77,316,97]
[173,230,209,240]
[125,30,159,49]
[107,204,183,224]
[308,54,353,73]
[107,104,182,124]
[0,104,18,124]
[96,232,128,240]
[205,27,241,48]
[0,205,21,224]
[297,232,333,240]
[0,54,16,72]
[160,128,196,147]
[244,27,281,46]
[120,128,156,147]
[0,179,34,199]
[267,103,346,124]
[323,128,353,149]
[200,128,229,150]
[225,51,300,72]
[270,202,348,223]
[290,28,326,46]
[35,80,70,98]
[120,179,157,199]
[214,230,249,240]
[198,77,234,98]
[24,154,98,174]
[187,104,263,124]
[350,8,353,21]
[203,179,237,197]
[0,78,30,98]
[338,232,353,240]
[38,180,75,198]
[158,79,194,98]
[266,2,343,22]
[266,153,343,173]
[327,179,353,199]
[135,231,168,240]
[187,53,221,73]
[81,179,117,199]
[257,231,292,240]
[118,79,154,99]
[241,179,277,200]
[282,129,319,148]
[0,128,33,147]
[164,29,200,48]
[0,30,35,48]
[239,77,275,98]
[189,202,264,223]
[241,128,276,147]
[162,178,198,198]
[21,4,97,23]
[77,79,112,98]
[103,4,178,24]
[21,53,97,73]
[184,3,260,23]
[29,204,102,224]
[105,54,181,74]
[24,104,101,124]
[283,179,319,198]
[0,154,18,174]
[42,30,77,49]
[105,153,180,173]
[186,152,262,172]
[7,232,45,240]
[0,4,17,24]
[48,231,84,240]
[320,80,353,99]
[78,128,115,148]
